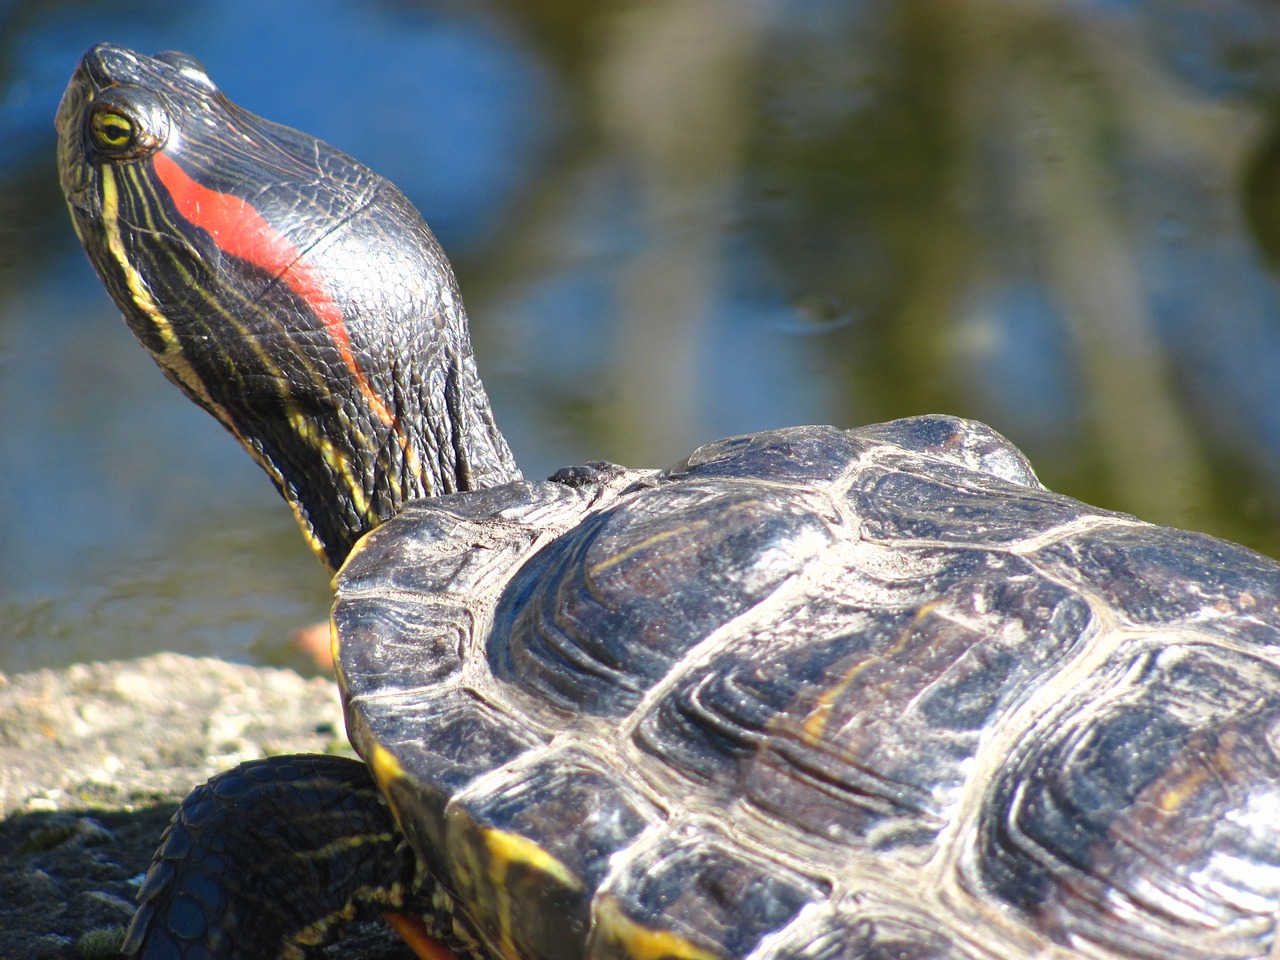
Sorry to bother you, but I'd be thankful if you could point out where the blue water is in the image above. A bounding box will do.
[3,0,1279,671]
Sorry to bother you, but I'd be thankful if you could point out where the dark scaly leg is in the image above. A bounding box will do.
[122,753,442,959]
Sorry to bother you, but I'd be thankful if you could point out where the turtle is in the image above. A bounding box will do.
[56,42,1280,960]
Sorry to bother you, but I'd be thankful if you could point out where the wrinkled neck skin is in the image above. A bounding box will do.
[249,206,523,570]
[270,288,523,571]
[152,228,522,572]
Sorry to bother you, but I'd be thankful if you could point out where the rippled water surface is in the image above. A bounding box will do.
[3,0,1280,672]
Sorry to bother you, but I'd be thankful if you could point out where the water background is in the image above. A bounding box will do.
[4,0,1280,672]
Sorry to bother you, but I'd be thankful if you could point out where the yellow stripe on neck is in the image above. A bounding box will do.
[102,165,335,564]
[287,404,376,528]
[102,168,213,409]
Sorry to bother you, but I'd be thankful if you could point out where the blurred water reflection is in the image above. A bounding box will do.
[2,0,1278,671]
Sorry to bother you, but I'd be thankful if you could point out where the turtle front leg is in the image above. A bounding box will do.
[122,753,430,959]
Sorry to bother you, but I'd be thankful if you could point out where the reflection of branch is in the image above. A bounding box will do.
[1013,19,1211,524]
[599,0,769,464]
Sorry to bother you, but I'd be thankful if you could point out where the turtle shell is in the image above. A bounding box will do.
[333,415,1280,960]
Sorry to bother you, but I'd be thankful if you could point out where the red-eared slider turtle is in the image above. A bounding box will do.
[58,43,1280,960]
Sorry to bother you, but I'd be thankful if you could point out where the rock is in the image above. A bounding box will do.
[0,654,416,959]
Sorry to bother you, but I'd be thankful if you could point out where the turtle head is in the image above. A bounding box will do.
[57,44,519,569]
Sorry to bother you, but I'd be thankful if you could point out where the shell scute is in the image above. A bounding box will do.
[632,545,1094,858]
[445,747,663,960]
[343,480,585,604]
[590,831,829,960]
[349,688,547,878]
[489,479,842,719]
[669,425,862,489]
[753,898,987,960]
[1033,525,1280,635]
[739,555,1093,856]
[974,641,1280,959]
[851,415,1041,489]
[334,595,467,698]
[850,465,1104,547]
[338,487,570,699]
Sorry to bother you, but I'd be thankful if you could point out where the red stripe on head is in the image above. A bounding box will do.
[151,151,394,425]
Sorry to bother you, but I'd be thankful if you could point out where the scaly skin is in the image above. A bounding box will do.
[122,755,423,960]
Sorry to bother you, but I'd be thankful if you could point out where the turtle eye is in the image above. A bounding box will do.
[86,87,170,161]
[91,109,135,151]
